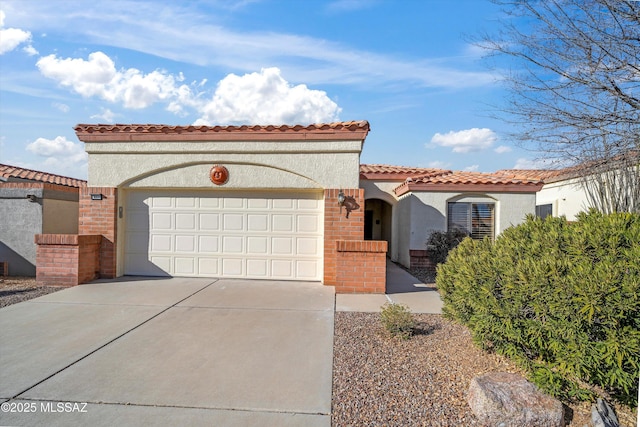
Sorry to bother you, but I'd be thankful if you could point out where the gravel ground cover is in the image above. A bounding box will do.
[0,277,63,308]
[332,311,637,427]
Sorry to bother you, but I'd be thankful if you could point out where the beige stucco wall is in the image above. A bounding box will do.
[393,190,536,268]
[85,140,363,189]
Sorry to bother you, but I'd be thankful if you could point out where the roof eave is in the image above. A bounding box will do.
[394,182,544,196]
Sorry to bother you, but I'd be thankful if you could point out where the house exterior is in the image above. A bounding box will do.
[497,152,639,221]
[33,121,545,292]
[35,122,387,292]
[0,164,85,276]
[359,165,543,269]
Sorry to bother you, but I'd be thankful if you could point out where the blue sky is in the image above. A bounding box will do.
[0,0,544,180]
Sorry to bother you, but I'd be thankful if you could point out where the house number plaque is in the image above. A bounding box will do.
[210,165,229,185]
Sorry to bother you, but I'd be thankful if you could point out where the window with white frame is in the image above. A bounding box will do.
[447,202,495,240]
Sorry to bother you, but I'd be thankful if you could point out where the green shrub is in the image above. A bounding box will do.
[425,228,469,265]
[436,211,640,406]
[380,303,415,340]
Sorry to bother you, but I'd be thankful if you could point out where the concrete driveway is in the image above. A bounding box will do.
[0,277,334,426]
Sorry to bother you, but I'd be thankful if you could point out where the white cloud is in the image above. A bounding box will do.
[194,67,341,125]
[36,51,195,110]
[52,102,70,113]
[463,164,479,172]
[23,44,38,55]
[430,128,497,153]
[494,145,512,154]
[4,2,496,89]
[25,136,88,177]
[0,10,34,55]
[427,160,451,169]
[90,108,117,123]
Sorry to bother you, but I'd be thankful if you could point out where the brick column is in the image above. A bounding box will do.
[335,240,387,293]
[35,234,102,286]
[79,186,118,278]
[323,188,364,285]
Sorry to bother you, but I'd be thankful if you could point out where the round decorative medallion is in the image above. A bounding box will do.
[209,165,229,185]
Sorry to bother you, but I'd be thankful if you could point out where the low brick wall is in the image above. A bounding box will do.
[35,234,102,286]
[409,249,437,271]
[335,240,387,293]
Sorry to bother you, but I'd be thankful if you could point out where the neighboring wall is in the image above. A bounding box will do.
[42,189,80,234]
[0,183,79,276]
[0,186,43,276]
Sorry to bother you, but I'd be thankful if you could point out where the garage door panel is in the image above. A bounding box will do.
[125,191,322,280]
[199,213,220,230]
[152,197,172,208]
[198,258,219,275]
[222,258,244,276]
[247,214,268,231]
[150,256,172,273]
[199,198,219,208]
[247,259,268,277]
[223,198,244,209]
[222,236,243,253]
[247,237,268,254]
[272,260,293,277]
[247,198,269,209]
[297,215,319,232]
[175,197,196,208]
[298,199,320,210]
[272,237,293,254]
[272,199,294,209]
[151,213,172,230]
[296,260,318,278]
[297,237,320,255]
[272,215,294,232]
[199,236,219,253]
[175,235,196,252]
[151,235,172,252]
[175,257,196,275]
[175,213,196,230]
[223,214,243,230]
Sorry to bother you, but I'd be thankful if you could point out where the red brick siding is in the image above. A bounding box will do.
[323,188,364,285]
[79,187,118,278]
[335,240,387,293]
[409,249,437,271]
[35,234,101,286]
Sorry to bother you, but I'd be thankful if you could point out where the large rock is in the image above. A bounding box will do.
[591,398,619,427]
[468,372,564,427]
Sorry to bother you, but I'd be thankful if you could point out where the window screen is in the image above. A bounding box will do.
[535,204,552,219]
[447,202,495,240]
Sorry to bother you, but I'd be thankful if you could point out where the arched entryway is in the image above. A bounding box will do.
[364,198,392,254]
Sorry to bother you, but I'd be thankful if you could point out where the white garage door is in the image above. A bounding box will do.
[124,191,323,280]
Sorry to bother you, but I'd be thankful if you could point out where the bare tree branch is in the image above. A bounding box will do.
[477,0,640,213]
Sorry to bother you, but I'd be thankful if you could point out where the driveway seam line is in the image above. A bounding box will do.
[9,279,220,400]
[11,397,329,416]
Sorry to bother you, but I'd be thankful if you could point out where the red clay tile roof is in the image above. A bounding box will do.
[75,121,370,142]
[493,169,567,182]
[359,164,452,180]
[382,167,545,196]
[0,164,86,188]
